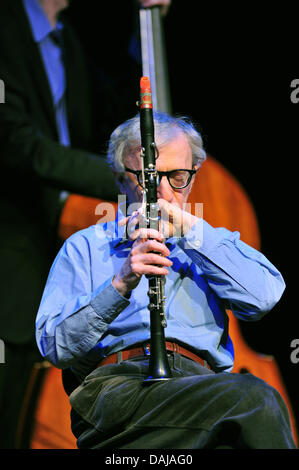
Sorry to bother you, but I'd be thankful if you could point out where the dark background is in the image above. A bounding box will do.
[65,1,298,431]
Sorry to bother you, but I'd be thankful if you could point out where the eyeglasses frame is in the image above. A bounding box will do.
[124,167,197,190]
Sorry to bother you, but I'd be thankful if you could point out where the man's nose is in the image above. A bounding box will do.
[157,175,173,200]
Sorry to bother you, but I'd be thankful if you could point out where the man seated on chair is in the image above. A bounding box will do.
[35,111,296,449]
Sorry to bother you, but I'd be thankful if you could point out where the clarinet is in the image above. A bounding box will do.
[139,76,172,383]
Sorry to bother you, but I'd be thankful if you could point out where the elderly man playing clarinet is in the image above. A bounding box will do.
[36,110,296,449]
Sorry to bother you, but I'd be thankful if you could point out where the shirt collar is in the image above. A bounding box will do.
[23,0,63,43]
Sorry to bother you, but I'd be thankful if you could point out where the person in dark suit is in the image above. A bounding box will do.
[0,0,122,449]
[0,0,171,450]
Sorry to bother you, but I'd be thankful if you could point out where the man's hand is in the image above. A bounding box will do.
[113,215,172,297]
[158,198,198,239]
[138,0,171,16]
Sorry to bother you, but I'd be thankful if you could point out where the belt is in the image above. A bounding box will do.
[96,341,210,370]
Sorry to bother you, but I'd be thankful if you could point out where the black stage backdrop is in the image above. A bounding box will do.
[65,1,298,431]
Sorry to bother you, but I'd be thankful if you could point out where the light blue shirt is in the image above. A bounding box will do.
[23,0,70,146]
[36,207,285,381]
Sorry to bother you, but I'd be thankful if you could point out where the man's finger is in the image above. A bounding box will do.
[131,227,164,242]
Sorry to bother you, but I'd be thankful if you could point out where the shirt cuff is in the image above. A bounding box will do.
[90,276,130,324]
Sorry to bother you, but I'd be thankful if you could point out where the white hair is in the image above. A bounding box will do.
[107,111,207,173]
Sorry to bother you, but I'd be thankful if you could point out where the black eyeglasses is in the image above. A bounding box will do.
[124,167,197,189]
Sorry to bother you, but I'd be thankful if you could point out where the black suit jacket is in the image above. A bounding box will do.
[0,1,120,344]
